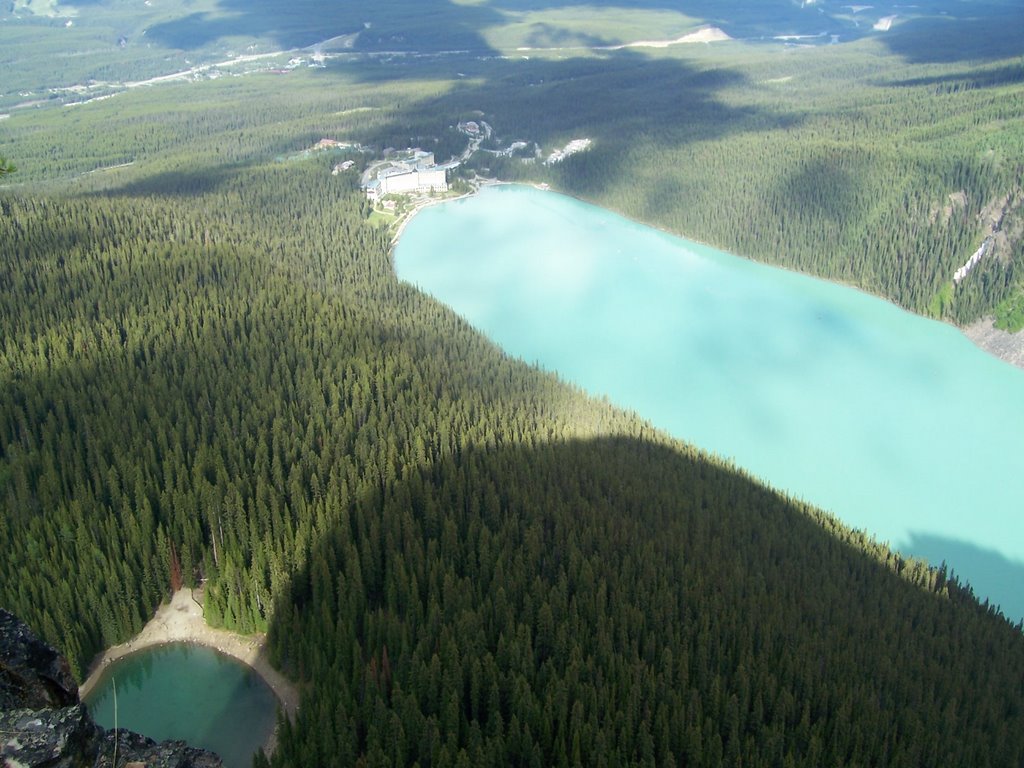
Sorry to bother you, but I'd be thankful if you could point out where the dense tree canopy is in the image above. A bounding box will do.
[3,161,1023,767]
[2,16,1024,766]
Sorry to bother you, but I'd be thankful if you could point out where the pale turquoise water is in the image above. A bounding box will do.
[84,644,277,768]
[394,184,1024,623]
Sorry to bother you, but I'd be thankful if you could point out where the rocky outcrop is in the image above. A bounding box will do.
[0,609,79,711]
[93,729,223,768]
[0,608,222,768]
[1,703,101,768]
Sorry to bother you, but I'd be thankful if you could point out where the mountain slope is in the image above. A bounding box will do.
[2,163,1023,767]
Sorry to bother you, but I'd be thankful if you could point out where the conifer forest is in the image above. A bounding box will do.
[2,0,1024,765]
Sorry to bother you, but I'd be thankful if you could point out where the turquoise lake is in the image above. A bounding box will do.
[394,184,1024,624]
[84,644,278,768]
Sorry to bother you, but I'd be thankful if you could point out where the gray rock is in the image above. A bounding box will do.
[0,608,223,768]
[0,608,79,710]
[95,729,225,768]
[0,704,100,768]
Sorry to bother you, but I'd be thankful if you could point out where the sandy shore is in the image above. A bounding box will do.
[79,588,299,756]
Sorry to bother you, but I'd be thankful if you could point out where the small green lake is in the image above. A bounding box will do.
[83,643,278,768]
[394,184,1024,624]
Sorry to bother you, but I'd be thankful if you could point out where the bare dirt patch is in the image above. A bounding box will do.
[606,26,731,49]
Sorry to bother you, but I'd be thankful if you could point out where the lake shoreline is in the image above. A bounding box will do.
[962,317,1024,370]
[387,176,508,247]
[79,588,299,758]
[391,181,1024,371]
[393,182,1024,622]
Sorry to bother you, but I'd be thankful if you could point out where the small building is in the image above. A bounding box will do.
[364,150,452,201]
[374,166,448,197]
[420,151,435,166]
[314,138,344,150]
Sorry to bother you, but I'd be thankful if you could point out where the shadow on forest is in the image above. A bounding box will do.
[8,167,1024,762]
[777,157,863,225]
[880,12,1024,64]
[902,532,1024,624]
[88,45,790,212]
[142,0,873,53]
[885,61,1024,91]
[320,51,788,207]
[92,165,246,198]
[262,429,1024,762]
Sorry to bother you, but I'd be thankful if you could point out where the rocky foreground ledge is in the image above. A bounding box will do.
[0,608,222,768]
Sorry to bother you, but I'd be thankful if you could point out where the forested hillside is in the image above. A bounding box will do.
[3,2,1024,765]
[3,162,1024,766]
[451,47,1024,327]
[0,161,638,666]
[4,31,1023,328]
[267,434,1024,767]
